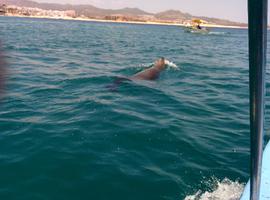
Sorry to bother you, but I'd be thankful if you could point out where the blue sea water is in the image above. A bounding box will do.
[0,16,270,200]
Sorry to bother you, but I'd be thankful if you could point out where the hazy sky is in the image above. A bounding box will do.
[35,0,262,23]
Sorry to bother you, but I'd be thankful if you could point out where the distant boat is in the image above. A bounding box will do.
[184,19,210,34]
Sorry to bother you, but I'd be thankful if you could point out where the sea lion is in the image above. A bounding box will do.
[130,57,166,81]
[107,57,166,91]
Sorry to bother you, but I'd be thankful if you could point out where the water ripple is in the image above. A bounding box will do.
[0,16,265,200]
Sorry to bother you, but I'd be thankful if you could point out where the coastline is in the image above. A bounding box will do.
[1,14,248,29]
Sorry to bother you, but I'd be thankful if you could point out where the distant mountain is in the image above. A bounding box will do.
[0,0,151,17]
[0,0,246,26]
[155,10,192,21]
[196,16,246,27]
[154,10,246,26]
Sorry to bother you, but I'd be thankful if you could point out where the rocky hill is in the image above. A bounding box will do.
[155,10,192,21]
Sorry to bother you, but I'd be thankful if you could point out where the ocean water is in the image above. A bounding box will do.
[0,16,270,200]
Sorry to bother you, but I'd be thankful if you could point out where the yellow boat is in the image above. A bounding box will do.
[184,19,210,34]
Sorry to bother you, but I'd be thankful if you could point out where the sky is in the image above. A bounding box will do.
[35,0,266,23]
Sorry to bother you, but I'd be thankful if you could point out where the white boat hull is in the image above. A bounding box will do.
[240,140,270,199]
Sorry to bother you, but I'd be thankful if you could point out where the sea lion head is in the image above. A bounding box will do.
[154,57,166,70]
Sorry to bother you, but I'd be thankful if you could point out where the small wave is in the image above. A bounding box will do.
[184,178,244,200]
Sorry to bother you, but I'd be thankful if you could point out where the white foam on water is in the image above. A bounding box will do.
[184,178,244,200]
[208,32,227,35]
[140,59,180,70]
[140,62,154,68]
[165,59,179,70]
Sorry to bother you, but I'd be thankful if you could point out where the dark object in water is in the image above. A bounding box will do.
[106,77,130,91]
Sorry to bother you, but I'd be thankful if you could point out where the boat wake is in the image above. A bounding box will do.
[184,178,244,200]
[208,31,228,35]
